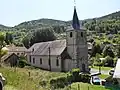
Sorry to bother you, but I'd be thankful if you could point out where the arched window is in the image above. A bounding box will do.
[56,58,59,66]
[40,58,42,64]
[33,58,35,64]
[81,32,83,37]
[32,48,34,52]
[70,32,72,37]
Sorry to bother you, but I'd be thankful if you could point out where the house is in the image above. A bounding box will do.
[1,53,19,67]
[26,7,89,72]
[113,58,120,85]
[5,45,27,56]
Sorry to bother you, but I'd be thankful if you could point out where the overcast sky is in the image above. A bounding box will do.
[0,0,120,26]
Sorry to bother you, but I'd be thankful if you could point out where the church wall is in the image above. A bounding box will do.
[63,59,76,71]
[28,55,62,72]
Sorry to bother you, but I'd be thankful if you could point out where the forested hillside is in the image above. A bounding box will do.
[0,11,120,47]
[83,11,120,34]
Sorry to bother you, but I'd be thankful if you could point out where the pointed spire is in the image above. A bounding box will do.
[72,6,80,30]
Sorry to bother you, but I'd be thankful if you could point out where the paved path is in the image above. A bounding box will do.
[90,68,109,75]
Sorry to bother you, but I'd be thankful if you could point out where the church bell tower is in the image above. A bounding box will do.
[66,5,89,72]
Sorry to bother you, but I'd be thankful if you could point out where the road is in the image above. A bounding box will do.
[90,68,109,75]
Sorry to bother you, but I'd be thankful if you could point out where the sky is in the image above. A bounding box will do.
[0,0,120,27]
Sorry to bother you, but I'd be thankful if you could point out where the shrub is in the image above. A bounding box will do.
[104,56,114,67]
[71,68,80,82]
[66,72,72,84]
[79,73,91,83]
[49,75,68,89]
[18,60,26,68]
[49,68,90,89]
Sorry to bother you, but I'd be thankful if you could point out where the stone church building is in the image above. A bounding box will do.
[26,7,89,72]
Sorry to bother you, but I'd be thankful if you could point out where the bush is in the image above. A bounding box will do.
[71,68,80,82]
[49,75,68,89]
[49,68,90,89]
[18,60,26,68]
[104,56,114,67]
[79,73,91,83]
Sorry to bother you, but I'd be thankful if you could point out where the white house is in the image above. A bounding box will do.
[26,7,89,72]
[113,58,120,85]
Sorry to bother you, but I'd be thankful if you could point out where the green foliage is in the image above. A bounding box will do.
[49,68,90,89]
[23,28,56,47]
[79,73,90,83]
[0,32,6,66]
[18,60,26,68]
[103,46,115,58]
[71,68,80,82]
[104,56,114,67]
[22,35,30,49]
[5,32,13,45]
[49,75,68,89]
[18,56,28,68]
[0,66,66,90]
[91,42,102,57]
[84,17,120,34]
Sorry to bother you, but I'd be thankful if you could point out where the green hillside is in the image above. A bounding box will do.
[0,10,120,47]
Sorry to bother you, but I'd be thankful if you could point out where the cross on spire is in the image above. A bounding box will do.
[74,0,76,7]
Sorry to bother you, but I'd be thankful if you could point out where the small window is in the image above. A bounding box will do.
[48,59,50,65]
[29,56,31,63]
[70,32,72,37]
[40,58,42,64]
[56,58,59,66]
[32,48,34,52]
[33,58,35,64]
[30,59,31,62]
[81,32,83,37]
[17,53,19,55]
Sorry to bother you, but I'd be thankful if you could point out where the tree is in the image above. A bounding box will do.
[0,33,5,66]
[5,32,13,45]
[104,56,114,67]
[22,36,30,49]
[103,46,114,58]
[91,42,102,57]
[23,28,56,47]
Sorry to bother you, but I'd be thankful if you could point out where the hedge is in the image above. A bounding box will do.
[49,68,90,89]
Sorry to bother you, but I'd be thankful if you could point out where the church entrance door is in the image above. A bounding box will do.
[82,64,86,72]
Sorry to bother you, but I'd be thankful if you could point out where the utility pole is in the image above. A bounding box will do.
[48,47,51,71]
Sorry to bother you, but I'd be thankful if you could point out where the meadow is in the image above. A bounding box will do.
[0,66,119,90]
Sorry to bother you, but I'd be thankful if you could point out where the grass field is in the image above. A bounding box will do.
[0,66,119,90]
[99,74,110,79]
[0,66,65,90]
[92,66,113,71]
[63,82,120,90]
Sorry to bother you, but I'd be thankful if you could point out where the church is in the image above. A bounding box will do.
[26,6,89,72]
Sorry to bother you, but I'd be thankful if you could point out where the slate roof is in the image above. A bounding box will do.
[1,53,18,62]
[113,59,120,78]
[28,40,66,56]
[6,46,27,52]
[28,40,92,56]
[72,7,80,30]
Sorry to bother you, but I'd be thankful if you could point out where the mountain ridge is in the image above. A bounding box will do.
[0,10,120,30]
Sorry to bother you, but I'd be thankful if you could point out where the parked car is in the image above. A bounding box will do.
[109,68,114,75]
[91,76,101,85]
